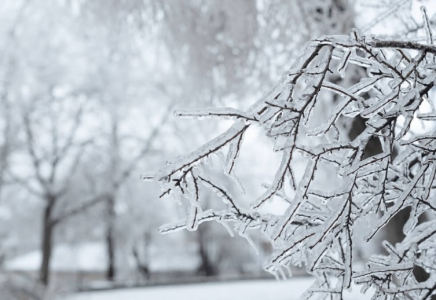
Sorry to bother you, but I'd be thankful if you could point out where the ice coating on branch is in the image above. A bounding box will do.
[337,49,351,78]
[252,149,292,209]
[422,6,433,46]
[175,107,255,121]
[141,172,155,181]
[225,132,244,175]
[151,27,436,300]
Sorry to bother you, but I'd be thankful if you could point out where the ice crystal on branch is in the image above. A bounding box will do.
[151,24,436,299]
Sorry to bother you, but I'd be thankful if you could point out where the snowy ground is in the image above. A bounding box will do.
[64,278,371,300]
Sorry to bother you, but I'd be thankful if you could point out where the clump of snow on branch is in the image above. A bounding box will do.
[150,8,436,300]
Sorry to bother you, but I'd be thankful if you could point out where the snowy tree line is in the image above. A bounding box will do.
[0,0,277,292]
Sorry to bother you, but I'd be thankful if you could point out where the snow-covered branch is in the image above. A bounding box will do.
[151,24,436,299]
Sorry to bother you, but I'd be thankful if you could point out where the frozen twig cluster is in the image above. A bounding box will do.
[149,17,436,300]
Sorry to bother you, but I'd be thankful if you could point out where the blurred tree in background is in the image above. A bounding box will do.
[0,1,433,299]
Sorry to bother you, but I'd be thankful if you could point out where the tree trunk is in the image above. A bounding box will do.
[105,196,116,281]
[196,225,216,276]
[39,202,54,286]
[132,246,150,281]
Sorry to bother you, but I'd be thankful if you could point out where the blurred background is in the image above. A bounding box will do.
[0,1,434,299]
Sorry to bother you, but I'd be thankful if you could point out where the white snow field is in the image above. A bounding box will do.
[65,278,371,300]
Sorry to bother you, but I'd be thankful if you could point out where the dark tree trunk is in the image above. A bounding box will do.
[132,231,151,281]
[196,225,216,276]
[39,202,54,286]
[132,247,149,281]
[105,196,116,281]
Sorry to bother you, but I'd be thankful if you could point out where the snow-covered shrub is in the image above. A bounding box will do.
[148,10,436,300]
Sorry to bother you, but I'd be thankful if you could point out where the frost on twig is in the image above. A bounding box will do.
[151,27,436,299]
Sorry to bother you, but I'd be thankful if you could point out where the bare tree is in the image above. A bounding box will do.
[101,105,173,281]
[11,97,105,286]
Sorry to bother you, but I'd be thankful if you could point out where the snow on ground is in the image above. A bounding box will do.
[5,242,200,273]
[64,278,371,300]
[5,243,107,272]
